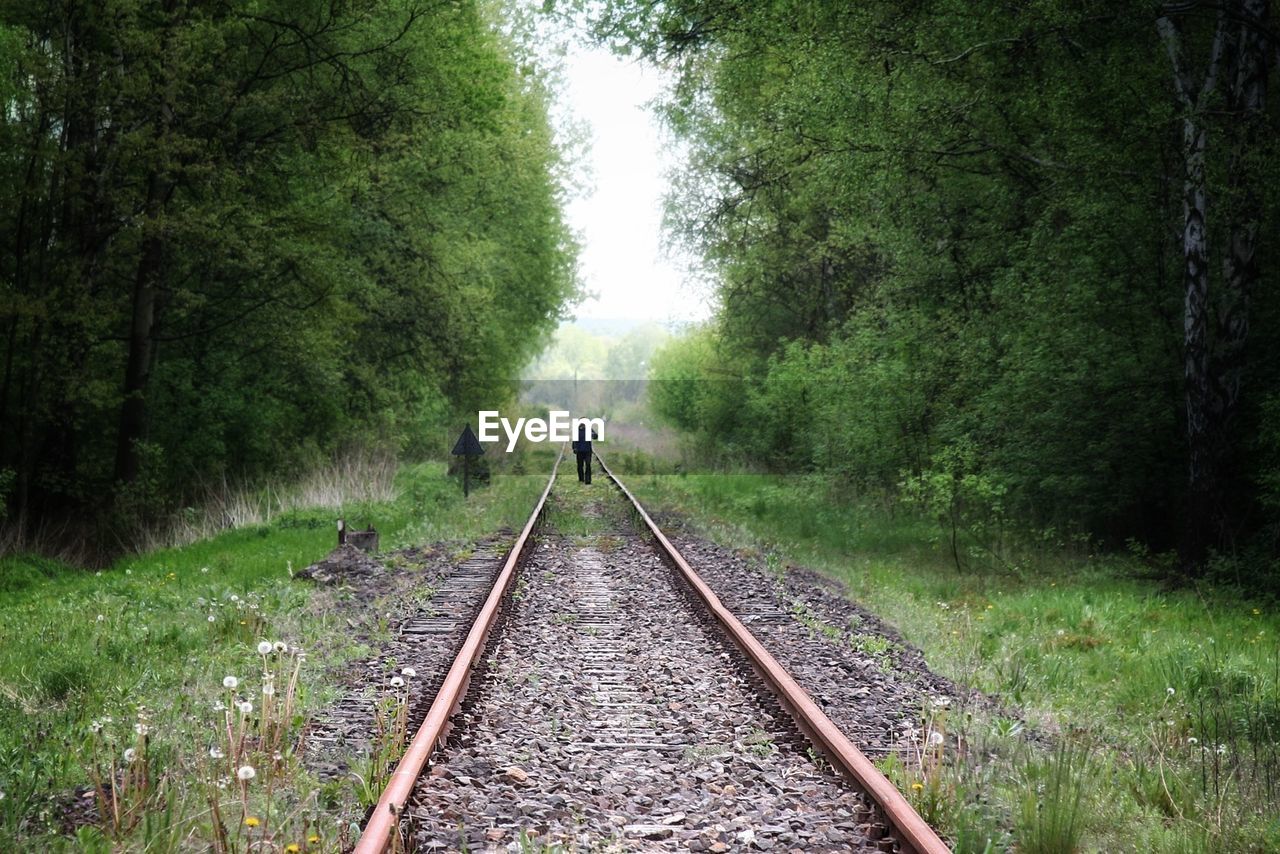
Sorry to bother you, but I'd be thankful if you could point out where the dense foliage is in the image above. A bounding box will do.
[0,0,576,537]
[592,1,1280,573]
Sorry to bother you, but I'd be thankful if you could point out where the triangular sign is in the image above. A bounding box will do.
[451,424,485,456]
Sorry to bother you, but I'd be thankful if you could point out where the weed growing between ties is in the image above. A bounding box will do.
[0,459,550,849]
[351,674,412,812]
[629,471,1280,853]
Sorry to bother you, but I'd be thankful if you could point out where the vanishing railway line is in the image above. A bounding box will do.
[352,450,949,854]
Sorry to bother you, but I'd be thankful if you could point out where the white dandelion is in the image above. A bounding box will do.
[400,667,417,678]
[238,700,253,715]
[134,723,149,736]
[208,615,216,623]
[223,676,239,690]
[96,614,105,622]
[273,641,287,654]
[123,748,136,763]
[262,683,275,697]
[1167,687,1176,696]
[210,746,225,759]
[928,731,945,746]
[389,677,405,689]
[236,765,256,781]
[257,641,273,656]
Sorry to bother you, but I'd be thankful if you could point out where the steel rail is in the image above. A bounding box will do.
[354,447,563,854]
[596,454,952,854]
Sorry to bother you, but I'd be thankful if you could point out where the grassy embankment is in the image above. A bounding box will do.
[618,465,1280,854]
[0,454,552,851]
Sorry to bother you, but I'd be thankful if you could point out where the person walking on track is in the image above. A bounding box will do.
[572,422,594,484]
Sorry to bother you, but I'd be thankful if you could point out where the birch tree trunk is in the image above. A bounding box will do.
[1160,1,1271,567]
[1158,6,1227,568]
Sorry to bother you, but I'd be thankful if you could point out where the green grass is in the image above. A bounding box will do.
[0,457,551,850]
[624,471,1280,853]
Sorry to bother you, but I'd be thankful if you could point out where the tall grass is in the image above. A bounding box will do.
[137,452,400,553]
[0,452,401,565]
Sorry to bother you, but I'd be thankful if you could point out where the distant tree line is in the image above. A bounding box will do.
[588,1,1280,575]
[0,0,577,538]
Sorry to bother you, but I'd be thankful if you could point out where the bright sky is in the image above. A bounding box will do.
[556,45,712,326]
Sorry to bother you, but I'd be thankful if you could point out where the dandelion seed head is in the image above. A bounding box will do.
[928,731,944,746]
[208,615,216,623]
[262,684,275,697]
[134,723,149,736]
[1188,737,1198,745]
[401,667,416,678]
[273,641,287,654]
[389,676,404,688]
[237,766,256,781]
[1167,687,1175,696]
[209,746,224,759]
[223,676,239,689]
[123,748,136,762]
[238,701,253,715]
[96,614,104,622]
[257,641,273,656]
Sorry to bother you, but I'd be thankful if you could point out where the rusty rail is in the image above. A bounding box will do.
[596,454,951,854]
[355,446,948,854]
[353,447,562,854]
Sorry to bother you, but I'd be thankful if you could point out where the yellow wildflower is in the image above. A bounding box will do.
[244,816,260,828]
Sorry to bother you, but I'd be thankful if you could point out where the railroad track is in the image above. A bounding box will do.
[353,450,949,854]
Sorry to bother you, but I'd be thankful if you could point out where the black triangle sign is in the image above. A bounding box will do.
[451,424,485,456]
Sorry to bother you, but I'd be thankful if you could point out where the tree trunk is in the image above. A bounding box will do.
[1216,0,1270,545]
[1158,7,1229,570]
[1179,117,1216,567]
[113,0,178,485]
[113,193,165,484]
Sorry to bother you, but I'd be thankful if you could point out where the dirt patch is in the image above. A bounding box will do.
[295,543,389,584]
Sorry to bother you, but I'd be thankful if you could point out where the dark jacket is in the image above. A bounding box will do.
[573,424,593,455]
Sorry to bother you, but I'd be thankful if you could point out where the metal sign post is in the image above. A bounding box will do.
[451,424,485,497]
